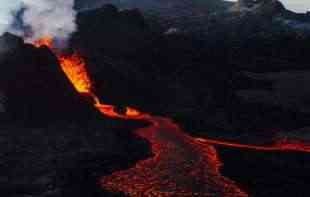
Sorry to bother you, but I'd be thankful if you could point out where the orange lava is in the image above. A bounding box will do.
[34,37,145,119]
[33,36,53,48]
[34,37,92,94]
[101,117,248,196]
[195,138,310,153]
[34,36,310,196]
[58,53,92,93]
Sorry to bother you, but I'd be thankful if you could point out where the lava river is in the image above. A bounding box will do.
[101,116,248,196]
[35,38,310,197]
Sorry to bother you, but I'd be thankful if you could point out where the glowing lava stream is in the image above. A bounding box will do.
[35,37,310,196]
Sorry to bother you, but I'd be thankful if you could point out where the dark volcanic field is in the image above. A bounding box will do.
[1,3,310,196]
[218,147,310,197]
[0,120,149,197]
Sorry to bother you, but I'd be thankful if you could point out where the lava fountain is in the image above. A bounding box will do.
[34,37,92,94]
[34,37,147,119]
[34,37,310,196]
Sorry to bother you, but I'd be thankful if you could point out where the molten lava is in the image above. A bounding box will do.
[101,117,248,196]
[34,37,92,94]
[34,37,310,196]
[33,36,53,48]
[34,37,145,119]
[58,53,92,93]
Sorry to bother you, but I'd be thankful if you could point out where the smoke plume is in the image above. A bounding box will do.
[0,0,76,43]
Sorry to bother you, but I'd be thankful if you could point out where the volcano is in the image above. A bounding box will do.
[0,33,99,125]
[1,3,310,197]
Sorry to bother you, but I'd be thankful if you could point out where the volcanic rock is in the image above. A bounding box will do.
[235,0,286,16]
[0,33,24,56]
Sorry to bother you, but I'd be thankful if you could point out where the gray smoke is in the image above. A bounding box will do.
[0,0,76,43]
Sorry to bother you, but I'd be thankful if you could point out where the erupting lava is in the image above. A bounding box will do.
[34,37,146,119]
[34,37,310,196]
[58,53,92,94]
[34,37,92,94]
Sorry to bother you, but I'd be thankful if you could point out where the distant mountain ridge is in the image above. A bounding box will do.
[74,0,310,35]
[75,0,233,17]
[75,0,310,18]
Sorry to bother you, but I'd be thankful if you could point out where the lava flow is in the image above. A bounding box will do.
[34,37,146,119]
[35,37,310,196]
[101,117,248,196]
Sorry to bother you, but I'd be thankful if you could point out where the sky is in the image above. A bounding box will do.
[227,0,310,13]
[280,0,310,13]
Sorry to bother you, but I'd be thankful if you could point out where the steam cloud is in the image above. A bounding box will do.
[0,0,76,42]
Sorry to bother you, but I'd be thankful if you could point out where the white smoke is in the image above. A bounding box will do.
[0,0,76,43]
[0,1,23,35]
